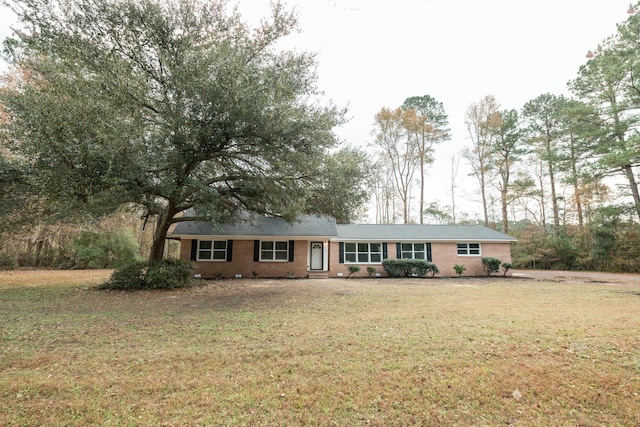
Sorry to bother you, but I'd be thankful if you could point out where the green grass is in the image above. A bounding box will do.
[1,274,640,426]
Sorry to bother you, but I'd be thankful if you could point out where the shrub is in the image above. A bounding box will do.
[146,259,194,289]
[98,261,147,290]
[481,257,502,276]
[99,259,194,291]
[424,262,439,277]
[0,252,15,270]
[382,259,439,278]
[72,229,140,269]
[453,264,466,276]
[347,265,361,277]
[366,266,377,277]
[501,262,513,276]
[382,259,402,277]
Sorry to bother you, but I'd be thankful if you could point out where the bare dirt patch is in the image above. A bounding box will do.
[512,269,640,285]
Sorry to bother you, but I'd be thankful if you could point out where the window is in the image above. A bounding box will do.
[260,241,289,261]
[344,242,382,263]
[197,240,227,261]
[401,243,427,260]
[457,243,481,256]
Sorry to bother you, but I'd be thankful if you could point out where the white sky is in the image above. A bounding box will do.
[237,0,631,222]
[0,0,634,221]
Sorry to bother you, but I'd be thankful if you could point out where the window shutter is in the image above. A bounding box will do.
[395,242,401,259]
[254,240,260,262]
[339,242,344,264]
[288,240,295,262]
[383,243,388,260]
[190,240,198,261]
[226,240,233,262]
[427,243,432,262]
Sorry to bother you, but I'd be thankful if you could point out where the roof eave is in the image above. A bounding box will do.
[168,234,336,240]
[329,237,517,242]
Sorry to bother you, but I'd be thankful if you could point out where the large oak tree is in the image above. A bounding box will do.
[0,0,361,262]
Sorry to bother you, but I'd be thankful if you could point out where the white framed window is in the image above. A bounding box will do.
[344,242,382,264]
[260,241,289,261]
[457,243,481,256]
[198,240,227,261]
[401,243,427,259]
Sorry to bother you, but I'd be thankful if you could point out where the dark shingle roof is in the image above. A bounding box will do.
[170,215,516,242]
[335,224,516,242]
[169,214,338,238]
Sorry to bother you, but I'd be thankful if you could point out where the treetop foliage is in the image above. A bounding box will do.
[371,94,450,224]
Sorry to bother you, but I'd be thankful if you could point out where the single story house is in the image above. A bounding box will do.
[167,214,516,278]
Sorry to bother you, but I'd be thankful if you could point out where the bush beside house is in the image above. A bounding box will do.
[382,259,439,278]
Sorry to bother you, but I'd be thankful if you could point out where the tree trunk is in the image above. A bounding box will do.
[403,193,409,224]
[148,204,178,264]
[450,156,457,224]
[546,138,560,234]
[549,166,559,231]
[537,166,547,231]
[499,161,510,234]
[570,143,584,227]
[480,168,489,227]
[623,164,640,221]
[419,159,425,224]
[501,186,509,234]
[574,180,584,228]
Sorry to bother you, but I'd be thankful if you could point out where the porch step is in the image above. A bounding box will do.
[307,271,329,279]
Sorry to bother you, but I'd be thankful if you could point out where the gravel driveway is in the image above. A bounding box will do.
[512,269,640,284]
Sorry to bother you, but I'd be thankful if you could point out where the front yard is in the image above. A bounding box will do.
[1,272,639,425]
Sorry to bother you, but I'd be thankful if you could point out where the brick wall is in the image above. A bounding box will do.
[328,241,513,278]
[432,242,512,276]
[180,239,312,279]
[180,239,513,279]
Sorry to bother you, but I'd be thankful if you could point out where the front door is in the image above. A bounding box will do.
[310,241,323,270]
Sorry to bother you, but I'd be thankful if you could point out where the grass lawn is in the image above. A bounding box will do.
[1,271,640,426]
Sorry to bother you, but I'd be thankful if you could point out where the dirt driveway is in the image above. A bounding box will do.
[512,269,640,284]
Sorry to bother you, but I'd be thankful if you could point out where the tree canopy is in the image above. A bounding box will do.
[0,0,365,262]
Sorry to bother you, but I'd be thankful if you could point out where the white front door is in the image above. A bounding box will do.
[310,242,323,270]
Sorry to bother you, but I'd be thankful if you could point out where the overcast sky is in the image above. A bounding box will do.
[0,0,634,221]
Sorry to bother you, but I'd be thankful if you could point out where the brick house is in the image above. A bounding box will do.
[168,214,516,278]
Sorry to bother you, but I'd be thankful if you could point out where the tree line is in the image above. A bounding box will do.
[370,4,640,271]
[0,0,371,269]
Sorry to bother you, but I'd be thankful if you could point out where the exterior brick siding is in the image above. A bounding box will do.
[181,239,513,279]
[328,241,513,278]
[182,239,314,279]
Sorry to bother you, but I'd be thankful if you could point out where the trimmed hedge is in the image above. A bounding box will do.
[382,259,439,278]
